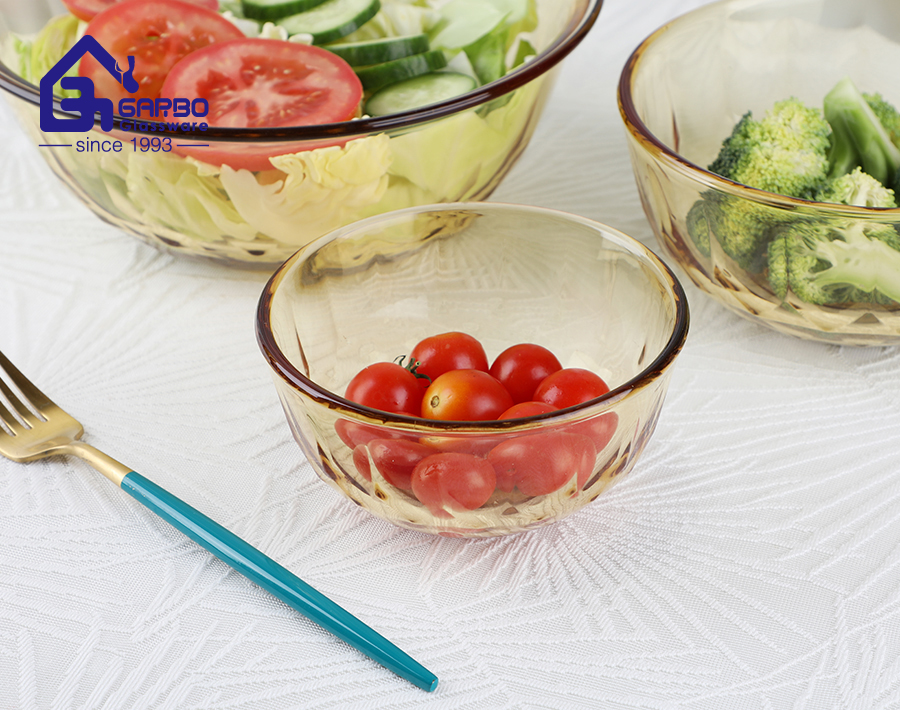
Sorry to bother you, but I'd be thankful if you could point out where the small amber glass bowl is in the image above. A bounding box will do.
[0,0,601,267]
[255,203,689,537]
[619,0,900,345]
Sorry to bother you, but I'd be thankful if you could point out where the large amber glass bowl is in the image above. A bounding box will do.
[0,0,600,268]
[256,203,689,537]
[619,0,900,345]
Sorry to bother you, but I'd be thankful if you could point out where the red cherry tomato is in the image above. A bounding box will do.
[411,452,497,515]
[534,368,610,410]
[79,0,243,104]
[418,433,501,458]
[488,431,597,496]
[345,362,422,417]
[498,401,557,420]
[410,332,489,382]
[63,0,217,22]
[160,37,363,170]
[489,344,562,404]
[566,412,619,452]
[367,438,435,490]
[421,370,513,421]
[352,444,371,481]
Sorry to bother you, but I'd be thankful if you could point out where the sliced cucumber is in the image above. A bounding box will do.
[241,0,328,21]
[365,72,477,116]
[277,0,380,45]
[355,50,448,94]
[326,34,430,67]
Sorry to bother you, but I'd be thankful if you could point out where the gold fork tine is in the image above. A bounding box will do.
[0,395,26,435]
[0,349,53,413]
[0,367,44,431]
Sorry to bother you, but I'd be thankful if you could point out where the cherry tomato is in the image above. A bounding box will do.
[488,431,597,496]
[498,401,557,420]
[410,332,489,382]
[489,344,562,404]
[345,362,422,417]
[421,370,513,421]
[63,0,217,23]
[80,0,243,105]
[566,412,619,452]
[411,452,497,515]
[534,368,610,410]
[418,433,501,458]
[336,419,418,451]
[160,37,362,170]
[367,438,436,490]
[352,444,371,481]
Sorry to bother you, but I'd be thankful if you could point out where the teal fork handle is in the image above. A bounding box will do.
[120,471,438,692]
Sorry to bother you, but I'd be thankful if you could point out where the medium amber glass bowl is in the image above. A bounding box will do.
[0,0,601,268]
[619,0,900,345]
[256,203,689,537]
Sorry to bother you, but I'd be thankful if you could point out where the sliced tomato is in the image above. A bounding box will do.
[160,38,363,170]
[79,0,243,104]
[63,0,218,23]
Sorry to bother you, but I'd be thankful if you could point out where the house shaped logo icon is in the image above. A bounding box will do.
[40,35,139,133]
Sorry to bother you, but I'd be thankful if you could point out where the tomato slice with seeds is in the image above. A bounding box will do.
[63,0,218,23]
[79,0,243,105]
[160,37,363,170]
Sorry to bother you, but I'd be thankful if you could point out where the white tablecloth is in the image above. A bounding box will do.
[3,1,900,708]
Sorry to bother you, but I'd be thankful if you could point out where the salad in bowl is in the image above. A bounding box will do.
[0,0,601,266]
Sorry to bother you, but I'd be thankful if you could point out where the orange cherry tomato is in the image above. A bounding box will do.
[421,369,513,421]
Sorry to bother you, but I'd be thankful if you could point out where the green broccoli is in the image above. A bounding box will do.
[815,166,896,208]
[708,98,831,199]
[865,92,900,149]
[686,191,791,273]
[766,218,900,305]
[685,198,711,257]
[824,77,900,190]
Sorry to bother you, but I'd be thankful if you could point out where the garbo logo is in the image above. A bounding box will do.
[39,36,209,134]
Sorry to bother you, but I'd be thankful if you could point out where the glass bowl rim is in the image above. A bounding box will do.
[255,201,690,431]
[616,0,900,217]
[0,0,602,142]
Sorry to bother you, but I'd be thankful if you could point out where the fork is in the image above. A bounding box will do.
[0,349,438,692]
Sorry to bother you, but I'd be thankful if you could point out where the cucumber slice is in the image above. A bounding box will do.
[278,0,381,45]
[326,34,430,67]
[355,50,448,94]
[365,72,477,116]
[241,0,328,21]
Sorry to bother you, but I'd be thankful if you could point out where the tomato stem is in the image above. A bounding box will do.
[395,355,431,384]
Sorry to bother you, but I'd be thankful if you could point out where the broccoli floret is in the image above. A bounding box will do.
[708,98,831,199]
[824,77,900,190]
[816,166,897,208]
[685,199,712,256]
[864,92,900,149]
[689,191,789,273]
[766,218,900,305]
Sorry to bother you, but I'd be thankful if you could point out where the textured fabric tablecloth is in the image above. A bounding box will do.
[3,1,900,708]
